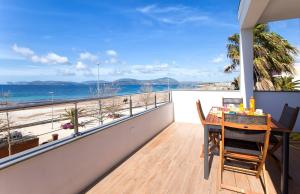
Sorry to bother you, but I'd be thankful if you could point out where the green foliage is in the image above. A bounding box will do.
[61,108,85,125]
[231,77,240,90]
[274,76,300,91]
[290,132,300,141]
[225,24,298,90]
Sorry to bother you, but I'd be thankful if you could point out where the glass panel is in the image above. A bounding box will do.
[0,90,171,159]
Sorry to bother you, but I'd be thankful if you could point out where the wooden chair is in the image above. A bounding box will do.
[222,97,243,107]
[269,104,299,164]
[219,113,271,194]
[196,100,220,157]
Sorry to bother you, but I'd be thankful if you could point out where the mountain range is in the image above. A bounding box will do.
[6,77,180,86]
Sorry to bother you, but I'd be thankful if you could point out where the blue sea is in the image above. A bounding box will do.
[0,84,179,103]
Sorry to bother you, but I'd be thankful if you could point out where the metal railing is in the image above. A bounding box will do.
[0,90,171,159]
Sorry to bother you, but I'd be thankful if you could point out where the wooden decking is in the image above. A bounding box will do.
[86,123,300,194]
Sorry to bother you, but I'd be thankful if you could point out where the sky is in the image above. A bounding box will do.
[0,0,299,83]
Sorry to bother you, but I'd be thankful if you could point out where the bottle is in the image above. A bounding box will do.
[239,103,244,112]
[249,96,255,114]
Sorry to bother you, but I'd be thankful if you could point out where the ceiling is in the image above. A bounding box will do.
[239,0,300,28]
[258,0,300,23]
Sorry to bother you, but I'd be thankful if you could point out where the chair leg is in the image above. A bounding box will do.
[200,144,204,158]
[262,164,269,194]
[219,140,223,191]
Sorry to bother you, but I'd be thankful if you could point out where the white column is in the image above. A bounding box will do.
[239,28,254,108]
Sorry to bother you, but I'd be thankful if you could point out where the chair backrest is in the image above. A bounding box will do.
[223,113,270,129]
[222,113,271,175]
[220,113,271,180]
[279,103,299,131]
[222,113,271,143]
[196,100,205,126]
[222,97,243,107]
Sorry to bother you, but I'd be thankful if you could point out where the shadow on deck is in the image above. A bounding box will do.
[85,123,300,194]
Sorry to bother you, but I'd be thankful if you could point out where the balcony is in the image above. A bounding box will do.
[0,0,300,193]
[0,90,299,194]
[86,122,300,194]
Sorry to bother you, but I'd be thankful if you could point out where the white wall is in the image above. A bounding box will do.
[172,90,300,131]
[172,90,241,123]
[254,92,300,131]
[0,103,174,194]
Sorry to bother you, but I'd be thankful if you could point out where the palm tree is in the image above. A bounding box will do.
[225,24,298,89]
[231,76,240,90]
[61,108,85,128]
[274,76,300,91]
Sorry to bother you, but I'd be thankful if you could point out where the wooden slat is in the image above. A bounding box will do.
[221,170,237,194]
[234,172,251,193]
[85,122,298,194]
[247,174,264,193]
[224,152,261,162]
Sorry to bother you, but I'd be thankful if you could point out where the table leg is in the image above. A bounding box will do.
[281,132,289,194]
[204,125,209,179]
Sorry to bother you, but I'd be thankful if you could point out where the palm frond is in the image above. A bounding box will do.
[226,23,298,90]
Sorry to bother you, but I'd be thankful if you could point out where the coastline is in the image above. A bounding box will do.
[0,84,178,103]
[0,92,169,145]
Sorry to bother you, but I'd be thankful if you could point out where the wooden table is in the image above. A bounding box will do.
[203,107,290,194]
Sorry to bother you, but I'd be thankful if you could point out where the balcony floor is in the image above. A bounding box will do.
[86,123,300,194]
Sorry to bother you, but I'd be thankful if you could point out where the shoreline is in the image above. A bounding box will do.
[0,92,169,146]
[0,83,179,103]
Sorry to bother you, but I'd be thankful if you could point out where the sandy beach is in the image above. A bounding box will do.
[0,92,169,145]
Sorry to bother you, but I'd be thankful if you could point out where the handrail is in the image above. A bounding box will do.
[0,102,167,132]
[0,90,169,113]
[0,91,171,141]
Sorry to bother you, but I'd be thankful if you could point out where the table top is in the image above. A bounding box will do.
[204,107,290,133]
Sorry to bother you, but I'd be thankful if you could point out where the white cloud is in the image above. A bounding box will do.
[136,4,236,27]
[74,61,95,76]
[104,58,118,64]
[75,61,87,70]
[136,5,210,25]
[132,63,170,74]
[12,44,34,57]
[119,62,233,81]
[104,49,119,64]
[12,44,69,65]
[212,54,226,64]
[82,68,94,76]
[109,69,132,76]
[0,46,25,60]
[57,69,76,76]
[136,4,156,13]
[31,53,69,64]
[106,50,117,57]
[79,52,98,62]
[137,4,188,14]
